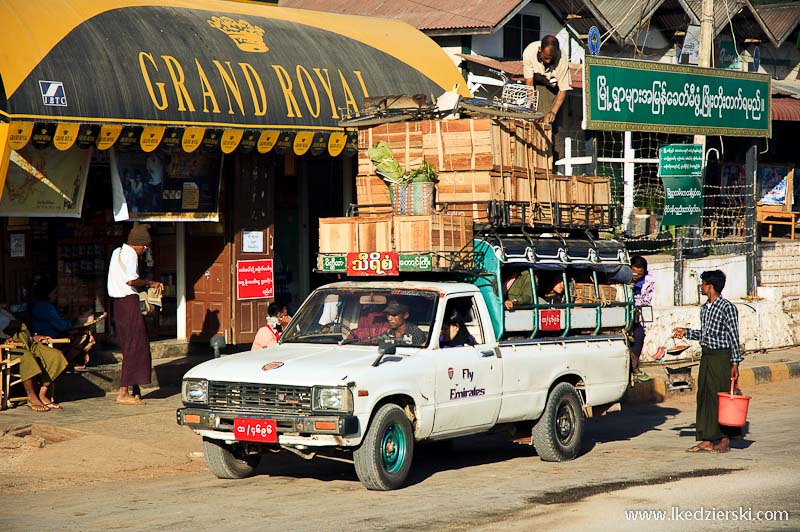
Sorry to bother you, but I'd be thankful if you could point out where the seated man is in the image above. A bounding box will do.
[381,301,426,346]
[504,269,535,310]
[1,308,67,411]
[30,280,96,369]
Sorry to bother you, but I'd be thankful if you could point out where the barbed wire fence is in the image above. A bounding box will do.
[557,129,755,259]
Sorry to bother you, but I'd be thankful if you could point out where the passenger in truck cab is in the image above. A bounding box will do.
[381,301,426,346]
[439,308,476,348]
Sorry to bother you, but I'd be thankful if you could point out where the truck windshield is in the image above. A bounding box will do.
[281,288,438,347]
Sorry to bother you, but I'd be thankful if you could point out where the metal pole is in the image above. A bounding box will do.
[674,227,684,306]
[745,142,758,296]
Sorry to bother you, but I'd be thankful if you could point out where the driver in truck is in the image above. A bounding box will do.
[381,301,426,346]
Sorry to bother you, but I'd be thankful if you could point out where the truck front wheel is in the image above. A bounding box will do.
[531,382,584,462]
[353,404,414,490]
[203,437,260,479]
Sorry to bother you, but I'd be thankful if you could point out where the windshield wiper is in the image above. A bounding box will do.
[283,332,342,343]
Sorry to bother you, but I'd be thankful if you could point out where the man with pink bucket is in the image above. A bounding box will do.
[673,270,742,454]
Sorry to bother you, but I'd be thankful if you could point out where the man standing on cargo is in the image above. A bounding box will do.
[523,34,572,126]
[673,270,742,454]
[382,301,426,346]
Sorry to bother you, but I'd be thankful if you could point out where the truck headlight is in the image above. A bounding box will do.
[312,386,353,412]
[182,379,208,404]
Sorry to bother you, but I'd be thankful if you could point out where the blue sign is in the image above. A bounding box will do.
[588,26,601,56]
[753,46,760,71]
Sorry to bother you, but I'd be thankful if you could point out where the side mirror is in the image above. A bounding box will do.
[378,338,396,355]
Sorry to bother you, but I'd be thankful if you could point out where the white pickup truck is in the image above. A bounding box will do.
[178,233,633,490]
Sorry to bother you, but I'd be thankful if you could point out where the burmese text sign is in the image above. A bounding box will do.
[584,56,770,137]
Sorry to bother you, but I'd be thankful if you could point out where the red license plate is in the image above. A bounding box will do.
[234,418,278,443]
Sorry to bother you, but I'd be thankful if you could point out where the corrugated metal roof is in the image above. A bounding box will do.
[754,3,800,46]
[682,0,781,46]
[773,98,800,121]
[593,0,668,42]
[279,0,529,33]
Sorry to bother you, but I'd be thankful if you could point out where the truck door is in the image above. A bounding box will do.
[432,295,502,436]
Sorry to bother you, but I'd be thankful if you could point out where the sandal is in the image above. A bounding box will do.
[41,402,62,410]
[686,444,712,453]
[115,396,146,405]
[635,370,651,382]
[26,402,50,412]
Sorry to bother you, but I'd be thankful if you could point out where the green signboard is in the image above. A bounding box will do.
[661,176,703,226]
[399,254,433,271]
[320,255,346,272]
[658,144,703,177]
[584,56,771,137]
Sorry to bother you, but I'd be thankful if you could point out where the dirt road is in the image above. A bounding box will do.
[1,380,798,531]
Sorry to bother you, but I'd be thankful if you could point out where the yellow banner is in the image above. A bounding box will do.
[52,122,80,151]
[96,124,122,150]
[0,123,10,201]
[293,131,314,156]
[328,132,347,157]
[140,126,165,152]
[257,130,280,153]
[8,122,33,150]
[182,127,205,153]
[220,129,244,154]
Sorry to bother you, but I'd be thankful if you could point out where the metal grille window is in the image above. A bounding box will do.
[208,382,312,415]
[503,14,541,60]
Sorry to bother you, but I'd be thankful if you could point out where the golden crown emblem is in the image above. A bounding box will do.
[208,16,268,53]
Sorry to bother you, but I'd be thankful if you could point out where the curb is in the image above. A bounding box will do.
[623,360,800,404]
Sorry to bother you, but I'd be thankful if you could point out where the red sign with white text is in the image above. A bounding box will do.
[346,251,399,276]
[236,259,274,300]
[234,418,277,443]
[539,309,563,331]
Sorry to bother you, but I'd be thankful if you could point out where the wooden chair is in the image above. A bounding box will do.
[1,342,26,410]
[757,166,797,239]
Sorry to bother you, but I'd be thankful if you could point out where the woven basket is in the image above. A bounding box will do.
[389,182,435,215]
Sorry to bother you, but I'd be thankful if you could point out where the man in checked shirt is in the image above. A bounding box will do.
[673,270,741,454]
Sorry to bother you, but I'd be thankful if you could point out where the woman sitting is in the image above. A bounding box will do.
[439,309,476,348]
[251,303,283,350]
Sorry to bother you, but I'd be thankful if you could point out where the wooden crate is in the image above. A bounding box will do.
[356,175,391,205]
[491,120,552,171]
[533,174,572,204]
[435,170,493,221]
[358,118,495,175]
[355,216,393,251]
[318,216,392,253]
[591,176,612,205]
[393,214,473,253]
[319,217,356,253]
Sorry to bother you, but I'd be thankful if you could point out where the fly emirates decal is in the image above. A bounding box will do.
[138,52,370,120]
[449,368,486,400]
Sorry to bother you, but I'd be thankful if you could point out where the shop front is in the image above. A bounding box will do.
[0,0,468,345]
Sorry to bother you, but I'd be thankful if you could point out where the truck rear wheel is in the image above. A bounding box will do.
[531,382,584,462]
[203,437,260,479]
[353,404,414,490]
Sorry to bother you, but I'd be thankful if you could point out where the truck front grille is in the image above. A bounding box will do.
[208,382,312,415]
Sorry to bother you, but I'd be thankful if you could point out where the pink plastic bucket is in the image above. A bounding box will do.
[718,378,750,427]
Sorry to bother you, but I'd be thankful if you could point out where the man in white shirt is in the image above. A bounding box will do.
[523,35,572,126]
[107,222,162,405]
